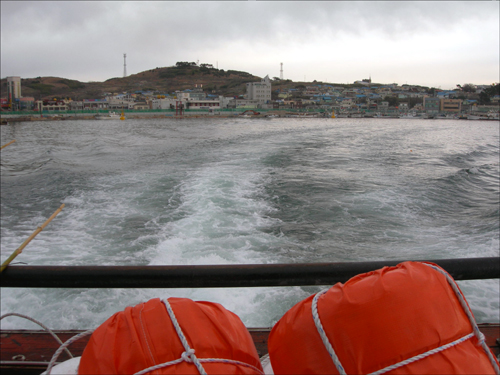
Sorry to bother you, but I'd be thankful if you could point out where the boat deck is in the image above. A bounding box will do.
[1,325,498,375]
[2,258,498,373]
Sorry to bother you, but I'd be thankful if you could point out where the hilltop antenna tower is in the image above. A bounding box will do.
[123,53,127,77]
[280,62,283,80]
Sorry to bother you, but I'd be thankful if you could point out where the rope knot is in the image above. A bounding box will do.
[181,349,196,362]
[476,332,486,345]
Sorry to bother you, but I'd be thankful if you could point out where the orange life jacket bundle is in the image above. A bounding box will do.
[268,261,499,374]
[78,297,263,374]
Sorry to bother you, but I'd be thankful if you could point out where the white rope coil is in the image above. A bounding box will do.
[0,312,74,359]
[46,330,94,375]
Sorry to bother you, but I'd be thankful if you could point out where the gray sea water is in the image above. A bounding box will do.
[1,117,499,329]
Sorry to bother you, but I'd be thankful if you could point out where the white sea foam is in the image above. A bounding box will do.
[1,119,498,331]
[148,160,283,266]
[457,280,500,323]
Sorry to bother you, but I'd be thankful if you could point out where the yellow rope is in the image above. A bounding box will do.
[1,204,65,272]
[1,139,16,150]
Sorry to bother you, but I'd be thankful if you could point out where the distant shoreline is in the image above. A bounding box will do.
[2,108,499,124]
[0,112,251,123]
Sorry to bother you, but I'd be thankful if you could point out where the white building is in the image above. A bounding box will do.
[228,98,260,108]
[151,98,177,110]
[246,75,271,104]
[187,100,221,109]
[152,95,233,110]
[7,76,21,99]
[399,102,409,112]
[36,100,69,112]
[107,96,135,110]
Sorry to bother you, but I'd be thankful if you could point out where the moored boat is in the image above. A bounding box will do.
[487,111,500,120]
[400,112,424,119]
[285,112,321,118]
[240,110,260,117]
[468,113,489,120]
[95,111,121,120]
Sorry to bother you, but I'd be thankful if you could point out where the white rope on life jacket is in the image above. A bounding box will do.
[311,289,347,375]
[134,298,264,375]
[421,263,500,375]
[311,263,500,375]
[369,332,475,375]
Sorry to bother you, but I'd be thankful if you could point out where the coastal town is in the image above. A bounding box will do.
[1,62,499,120]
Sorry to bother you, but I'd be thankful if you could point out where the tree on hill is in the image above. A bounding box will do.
[460,83,476,93]
[176,61,197,68]
[384,96,399,107]
[479,83,500,105]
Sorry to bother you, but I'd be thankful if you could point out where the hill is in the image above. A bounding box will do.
[0,64,275,100]
[2,63,439,102]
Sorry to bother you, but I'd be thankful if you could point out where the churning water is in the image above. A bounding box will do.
[1,118,499,329]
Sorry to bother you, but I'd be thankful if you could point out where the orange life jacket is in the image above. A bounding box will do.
[78,297,263,374]
[268,261,499,374]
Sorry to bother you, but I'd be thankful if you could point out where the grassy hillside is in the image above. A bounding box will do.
[1,63,396,101]
[1,65,268,100]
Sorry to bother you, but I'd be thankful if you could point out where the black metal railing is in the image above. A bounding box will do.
[1,257,498,289]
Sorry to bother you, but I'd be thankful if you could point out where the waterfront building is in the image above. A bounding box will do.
[69,101,83,111]
[441,99,462,113]
[423,97,441,115]
[174,87,207,101]
[413,103,425,111]
[399,102,409,112]
[18,97,35,110]
[379,101,389,113]
[246,75,271,104]
[151,98,176,110]
[186,100,221,109]
[107,97,134,110]
[82,99,109,110]
[133,102,149,110]
[36,99,69,112]
[153,93,232,110]
[228,98,260,108]
[7,76,21,100]
[189,87,207,101]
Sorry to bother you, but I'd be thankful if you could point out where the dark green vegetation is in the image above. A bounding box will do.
[479,83,500,104]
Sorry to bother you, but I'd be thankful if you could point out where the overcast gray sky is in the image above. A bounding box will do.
[1,1,499,89]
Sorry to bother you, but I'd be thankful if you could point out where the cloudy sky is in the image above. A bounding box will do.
[1,1,499,89]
